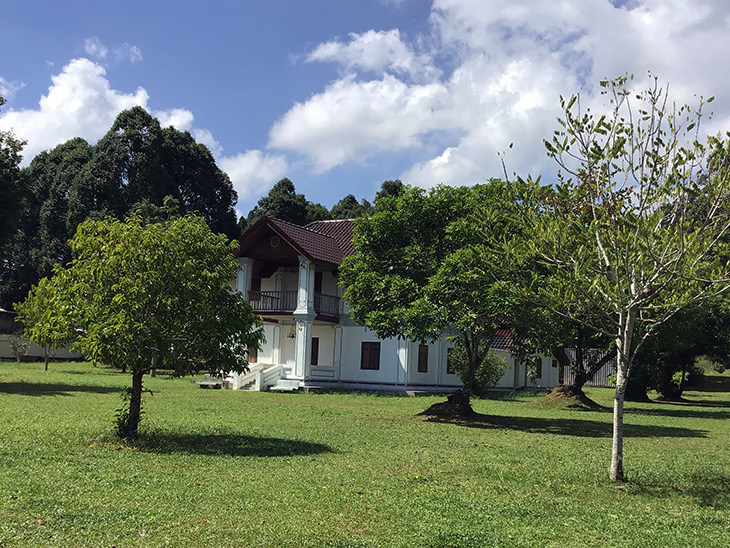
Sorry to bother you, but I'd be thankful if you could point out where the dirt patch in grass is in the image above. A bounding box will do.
[536,385,604,411]
[418,390,480,419]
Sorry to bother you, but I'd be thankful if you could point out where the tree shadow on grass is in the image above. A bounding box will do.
[0,381,120,396]
[627,404,730,421]
[629,472,730,509]
[421,412,708,439]
[136,432,334,458]
[694,375,730,393]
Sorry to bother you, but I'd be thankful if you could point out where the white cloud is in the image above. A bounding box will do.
[155,107,194,131]
[270,0,730,187]
[218,150,289,201]
[269,74,450,172]
[306,29,437,80]
[192,129,222,158]
[0,58,148,162]
[84,37,108,60]
[84,37,142,64]
[115,43,143,63]
[0,77,25,102]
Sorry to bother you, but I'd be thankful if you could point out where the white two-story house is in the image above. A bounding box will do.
[229,216,561,392]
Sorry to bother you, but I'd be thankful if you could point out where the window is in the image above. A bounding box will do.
[251,277,261,292]
[247,346,258,364]
[534,357,542,379]
[418,344,429,373]
[360,342,380,370]
[446,347,455,375]
[314,271,323,294]
[311,337,319,366]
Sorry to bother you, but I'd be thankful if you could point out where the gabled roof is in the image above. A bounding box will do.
[236,216,355,266]
[491,328,514,350]
[306,219,355,257]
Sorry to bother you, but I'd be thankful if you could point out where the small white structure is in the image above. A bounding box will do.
[229,217,560,393]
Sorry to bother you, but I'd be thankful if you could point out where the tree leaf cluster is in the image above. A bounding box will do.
[0,107,238,309]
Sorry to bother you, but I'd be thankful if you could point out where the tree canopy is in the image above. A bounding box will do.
[0,95,27,265]
[0,107,239,310]
[341,182,530,409]
[18,214,264,438]
[503,75,730,481]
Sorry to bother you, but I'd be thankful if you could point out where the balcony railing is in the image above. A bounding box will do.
[248,290,340,318]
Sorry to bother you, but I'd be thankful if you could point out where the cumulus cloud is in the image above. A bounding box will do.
[0,77,25,102]
[155,107,194,131]
[218,150,289,201]
[271,0,730,187]
[84,37,108,60]
[0,59,223,164]
[116,43,143,63]
[0,58,149,162]
[84,37,142,64]
[307,29,437,80]
[270,74,451,172]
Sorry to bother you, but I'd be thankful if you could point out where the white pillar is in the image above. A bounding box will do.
[295,256,316,315]
[236,258,254,297]
[293,256,315,379]
[272,325,281,365]
[333,326,342,381]
[294,317,313,378]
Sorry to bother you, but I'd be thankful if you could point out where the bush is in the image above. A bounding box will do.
[449,343,506,397]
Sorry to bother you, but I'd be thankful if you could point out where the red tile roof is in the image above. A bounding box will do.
[306,219,355,257]
[237,216,355,266]
[491,328,514,350]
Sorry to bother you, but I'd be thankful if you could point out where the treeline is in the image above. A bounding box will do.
[239,177,403,232]
[0,101,402,310]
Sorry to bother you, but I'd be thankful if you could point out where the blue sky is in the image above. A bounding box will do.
[3,0,730,217]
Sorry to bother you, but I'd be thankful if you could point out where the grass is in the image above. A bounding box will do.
[0,361,728,547]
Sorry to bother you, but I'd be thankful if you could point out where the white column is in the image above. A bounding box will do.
[295,255,316,315]
[272,325,281,365]
[293,256,315,378]
[236,258,254,297]
[294,318,313,378]
[333,326,342,381]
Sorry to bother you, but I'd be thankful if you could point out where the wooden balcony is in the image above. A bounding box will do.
[248,290,340,319]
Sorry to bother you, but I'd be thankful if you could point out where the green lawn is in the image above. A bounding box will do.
[0,361,728,548]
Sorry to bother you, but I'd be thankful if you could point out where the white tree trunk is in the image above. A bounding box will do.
[610,308,635,481]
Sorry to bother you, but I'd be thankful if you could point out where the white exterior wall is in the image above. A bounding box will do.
[339,328,399,385]
[0,334,83,360]
[494,350,517,389]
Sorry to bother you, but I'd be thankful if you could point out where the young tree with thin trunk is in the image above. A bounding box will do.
[504,75,730,481]
[19,214,265,438]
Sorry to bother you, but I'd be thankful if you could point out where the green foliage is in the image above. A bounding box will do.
[1,107,238,309]
[18,214,264,437]
[341,182,531,403]
[16,275,77,359]
[448,344,507,397]
[8,330,29,363]
[330,194,373,219]
[0,96,27,298]
[505,75,730,480]
[244,178,312,228]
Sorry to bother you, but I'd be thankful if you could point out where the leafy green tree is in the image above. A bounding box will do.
[341,182,526,412]
[0,95,27,263]
[15,275,77,370]
[305,201,331,224]
[20,214,264,438]
[330,194,374,219]
[244,178,309,227]
[374,179,404,206]
[1,107,239,309]
[505,76,730,481]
